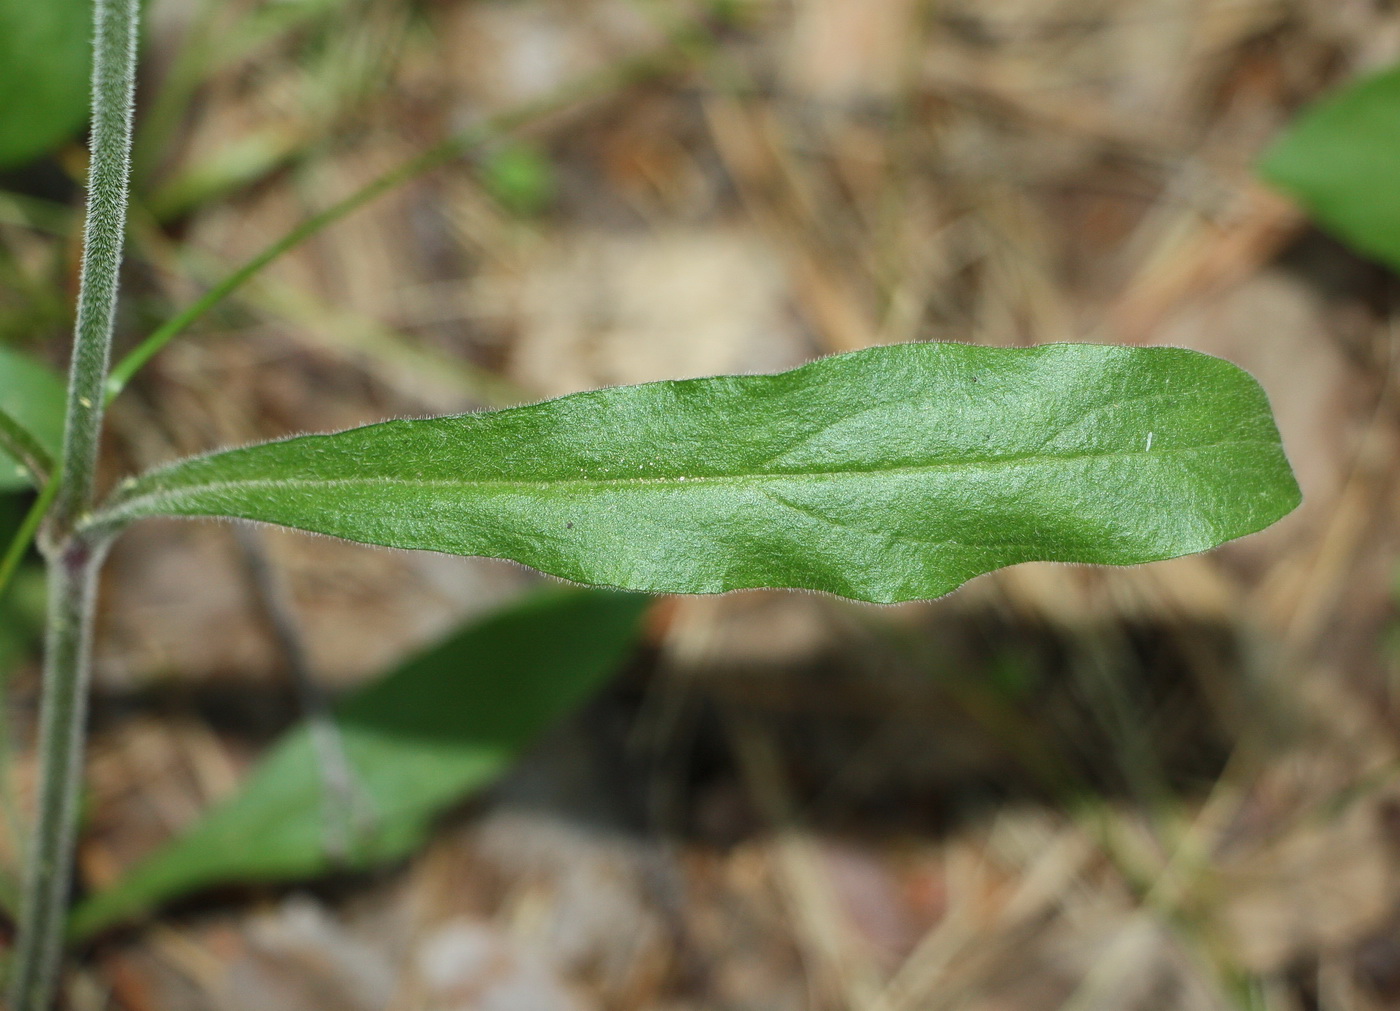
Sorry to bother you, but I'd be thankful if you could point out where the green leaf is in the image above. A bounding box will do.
[70,588,650,938]
[0,492,41,672]
[0,346,65,490]
[1261,63,1400,271]
[0,0,91,168]
[95,342,1300,604]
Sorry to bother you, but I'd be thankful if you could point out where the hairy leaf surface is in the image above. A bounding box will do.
[70,588,650,938]
[1261,63,1400,271]
[0,347,65,490]
[96,342,1300,603]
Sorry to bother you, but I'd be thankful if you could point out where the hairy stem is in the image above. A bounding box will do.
[8,537,110,1011]
[11,0,141,1006]
[51,0,141,538]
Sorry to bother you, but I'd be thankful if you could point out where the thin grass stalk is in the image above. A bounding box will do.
[102,23,714,402]
[0,480,59,604]
[9,0,141,1005]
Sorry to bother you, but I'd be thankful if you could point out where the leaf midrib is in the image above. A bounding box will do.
[99,437,1276,523]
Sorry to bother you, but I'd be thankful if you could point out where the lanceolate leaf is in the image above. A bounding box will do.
[70,588,650,938]
[1261,63,1400,272]
[0,346,65,490]
[93,342,1300,604]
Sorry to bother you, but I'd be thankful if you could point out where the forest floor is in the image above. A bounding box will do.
[5,0,1400,1008]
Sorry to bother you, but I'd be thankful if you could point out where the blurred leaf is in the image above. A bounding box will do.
[97,343,1301,604]
[0,346,65,490]
[0,493,38,671]
[481,142,556,217]
[70,588,650,938]
[0,567,45,673]
[0,492,40,922]
[1261,63,1400,271]
[0,0,90,168]
[145,126,307,222]
[3,564,46,636]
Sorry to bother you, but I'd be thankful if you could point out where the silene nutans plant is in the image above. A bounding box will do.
[0,0,1301,1007]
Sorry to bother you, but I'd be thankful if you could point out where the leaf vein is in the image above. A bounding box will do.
[100,437,1278,525]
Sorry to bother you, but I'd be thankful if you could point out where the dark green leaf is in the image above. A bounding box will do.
[70,588,650,938]
[95,342,1300,604]
[0,0,90,168]
[1261,63,1400,271]
[0,491,43,672]
[0,346,65,490]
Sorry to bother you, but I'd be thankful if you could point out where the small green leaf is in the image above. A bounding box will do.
[96,342,1300,604]
[0,347,65,490]
[0,0,91,168]
[70,588,650,938]
[1261,63,1400,271]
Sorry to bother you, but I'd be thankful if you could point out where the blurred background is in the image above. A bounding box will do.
[2,0,1399,1008]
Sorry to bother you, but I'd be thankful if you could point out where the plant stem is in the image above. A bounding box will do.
[10,0,141,1006]
[51,0,141,540]
[7,537,109,1011]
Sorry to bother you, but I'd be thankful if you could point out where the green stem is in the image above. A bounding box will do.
[7,537,109,1011]
[103,25,711,403]
[10,0,141,1005]
[52,0,141,539]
